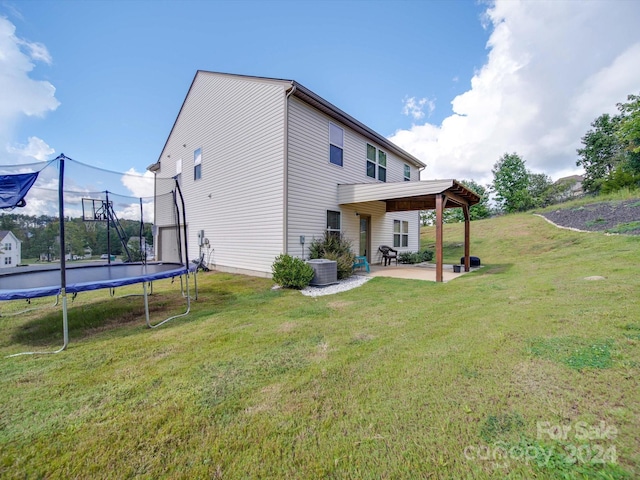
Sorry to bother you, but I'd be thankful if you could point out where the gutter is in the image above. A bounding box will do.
[283,83,297,255]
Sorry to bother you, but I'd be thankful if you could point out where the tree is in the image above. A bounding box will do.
[576,113,624,193]
[491,153,533,213]
[615,93,640,181]
[617,93,640,155]
[527,173,555,208]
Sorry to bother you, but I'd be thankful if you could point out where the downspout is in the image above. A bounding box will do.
[283,83,297,255]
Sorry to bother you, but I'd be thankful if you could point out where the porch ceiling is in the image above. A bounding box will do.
[337,180,481,212]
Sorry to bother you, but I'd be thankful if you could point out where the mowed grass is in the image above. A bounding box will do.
[1,211,640,479]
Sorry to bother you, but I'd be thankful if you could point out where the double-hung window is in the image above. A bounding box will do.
[366,144,376,178]
[194,148,202,181]
[4,243,11,251]
[393,220,408,248]
[329,123,344,167]
[404,164,411,181]
[378,151,387,182]
[4,257,11,265]
[327,210,341,238]
[365,143,387,182]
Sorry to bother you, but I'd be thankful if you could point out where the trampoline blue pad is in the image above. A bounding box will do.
[0,263,190,301]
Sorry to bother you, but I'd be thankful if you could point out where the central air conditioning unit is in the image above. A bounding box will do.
[306,259,338,286]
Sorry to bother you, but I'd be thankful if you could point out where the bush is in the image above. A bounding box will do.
[308,232,355,280]
[398,249,434,264]
[271,254,314,289]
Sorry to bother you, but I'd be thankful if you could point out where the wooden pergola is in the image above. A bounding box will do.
[338,180,481,282]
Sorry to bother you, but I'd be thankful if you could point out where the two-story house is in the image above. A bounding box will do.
[0,231,21,268]
[148,71,479,280]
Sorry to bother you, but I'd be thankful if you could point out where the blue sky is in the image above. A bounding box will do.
[2,0,640,195]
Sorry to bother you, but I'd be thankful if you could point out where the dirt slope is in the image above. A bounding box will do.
[541,199,640,234]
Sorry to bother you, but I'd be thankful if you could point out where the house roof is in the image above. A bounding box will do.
[148,71,426,171]
[338,180,481,211]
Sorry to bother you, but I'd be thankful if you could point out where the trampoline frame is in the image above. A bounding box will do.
[2,155,196,356]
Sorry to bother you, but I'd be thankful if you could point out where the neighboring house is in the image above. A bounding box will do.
[0,231,21,268]
[555,175,584,198]
[148,71,479,280]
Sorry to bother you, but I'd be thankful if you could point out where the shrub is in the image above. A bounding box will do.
[271,254,314,289]
[398,249,434,264]
[308,232,355,280]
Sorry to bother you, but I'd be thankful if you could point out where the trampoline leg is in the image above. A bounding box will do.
[144,281,151,328]
[6,291,69,357]
[146,272,192,329]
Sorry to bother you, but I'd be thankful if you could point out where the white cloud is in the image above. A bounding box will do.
[0,15,59,160]
[7,136,55,160]
[402,96,435,121]
[121,168,155,198]
[389,0,640,184]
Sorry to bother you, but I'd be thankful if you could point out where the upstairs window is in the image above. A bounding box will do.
[327,210,341,238]
[329,123,344,167]
[393,220,408,248]
[366,144,376,178]
[378,151,387,182]
[365,144,387,182]
[404,164,411,181]
[194,148,202,181]
[4,243,11,251]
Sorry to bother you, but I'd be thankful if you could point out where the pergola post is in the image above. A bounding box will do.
[463,204,471,272]
[435,193,444,282]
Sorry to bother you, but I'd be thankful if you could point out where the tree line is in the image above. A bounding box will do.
[0,213,153,261]
[423,92,640,224]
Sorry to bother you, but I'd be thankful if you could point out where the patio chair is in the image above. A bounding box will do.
[378,245,398,266]
[353,255,370,273]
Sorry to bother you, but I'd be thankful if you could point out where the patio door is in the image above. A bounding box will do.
[359,215,371,261]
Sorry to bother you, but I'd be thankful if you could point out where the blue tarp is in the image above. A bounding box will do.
[0,172,39,209]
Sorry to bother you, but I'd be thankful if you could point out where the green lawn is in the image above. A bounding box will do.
[1,211,639,479]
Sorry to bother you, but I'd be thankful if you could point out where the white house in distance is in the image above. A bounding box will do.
[148,71,479,281]
[0,231,21,268]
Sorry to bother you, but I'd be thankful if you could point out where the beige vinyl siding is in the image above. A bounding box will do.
[155,73,287,275]
[287,97,419,260]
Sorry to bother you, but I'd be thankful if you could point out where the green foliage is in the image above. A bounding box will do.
[308,232,355,280]
[528,337,614,370]
[617,93,640,155]
[492,152,534,213]
[576,113,624,194]
[606,221,640,234]
[271,254,314,289]
[398,249,433,264]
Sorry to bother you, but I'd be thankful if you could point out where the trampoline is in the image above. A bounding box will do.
[0,262,190,301]
[1,154,197,356]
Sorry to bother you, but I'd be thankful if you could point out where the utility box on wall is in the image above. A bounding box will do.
[306,259,337,286]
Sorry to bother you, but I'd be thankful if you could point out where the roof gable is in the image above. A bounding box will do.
[150,70,426,171]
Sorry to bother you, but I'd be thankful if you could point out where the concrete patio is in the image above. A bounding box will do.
[354,262,477,283]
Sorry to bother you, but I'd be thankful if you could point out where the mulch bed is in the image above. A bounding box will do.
[541,199,640,235]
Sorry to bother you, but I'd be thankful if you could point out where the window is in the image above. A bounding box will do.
[329,123,343,166]
[4,243,11,251]
[393,220,409,248]
[4,257,11,265]
[194,148,202,181]
[404,164,411,181]
[327,210,341,238]
[365,144,387,182]
[378,151,387,182]
[366,144,376,178]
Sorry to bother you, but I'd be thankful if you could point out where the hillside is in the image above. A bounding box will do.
[540,198,640,235]
[2,213,639,478]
